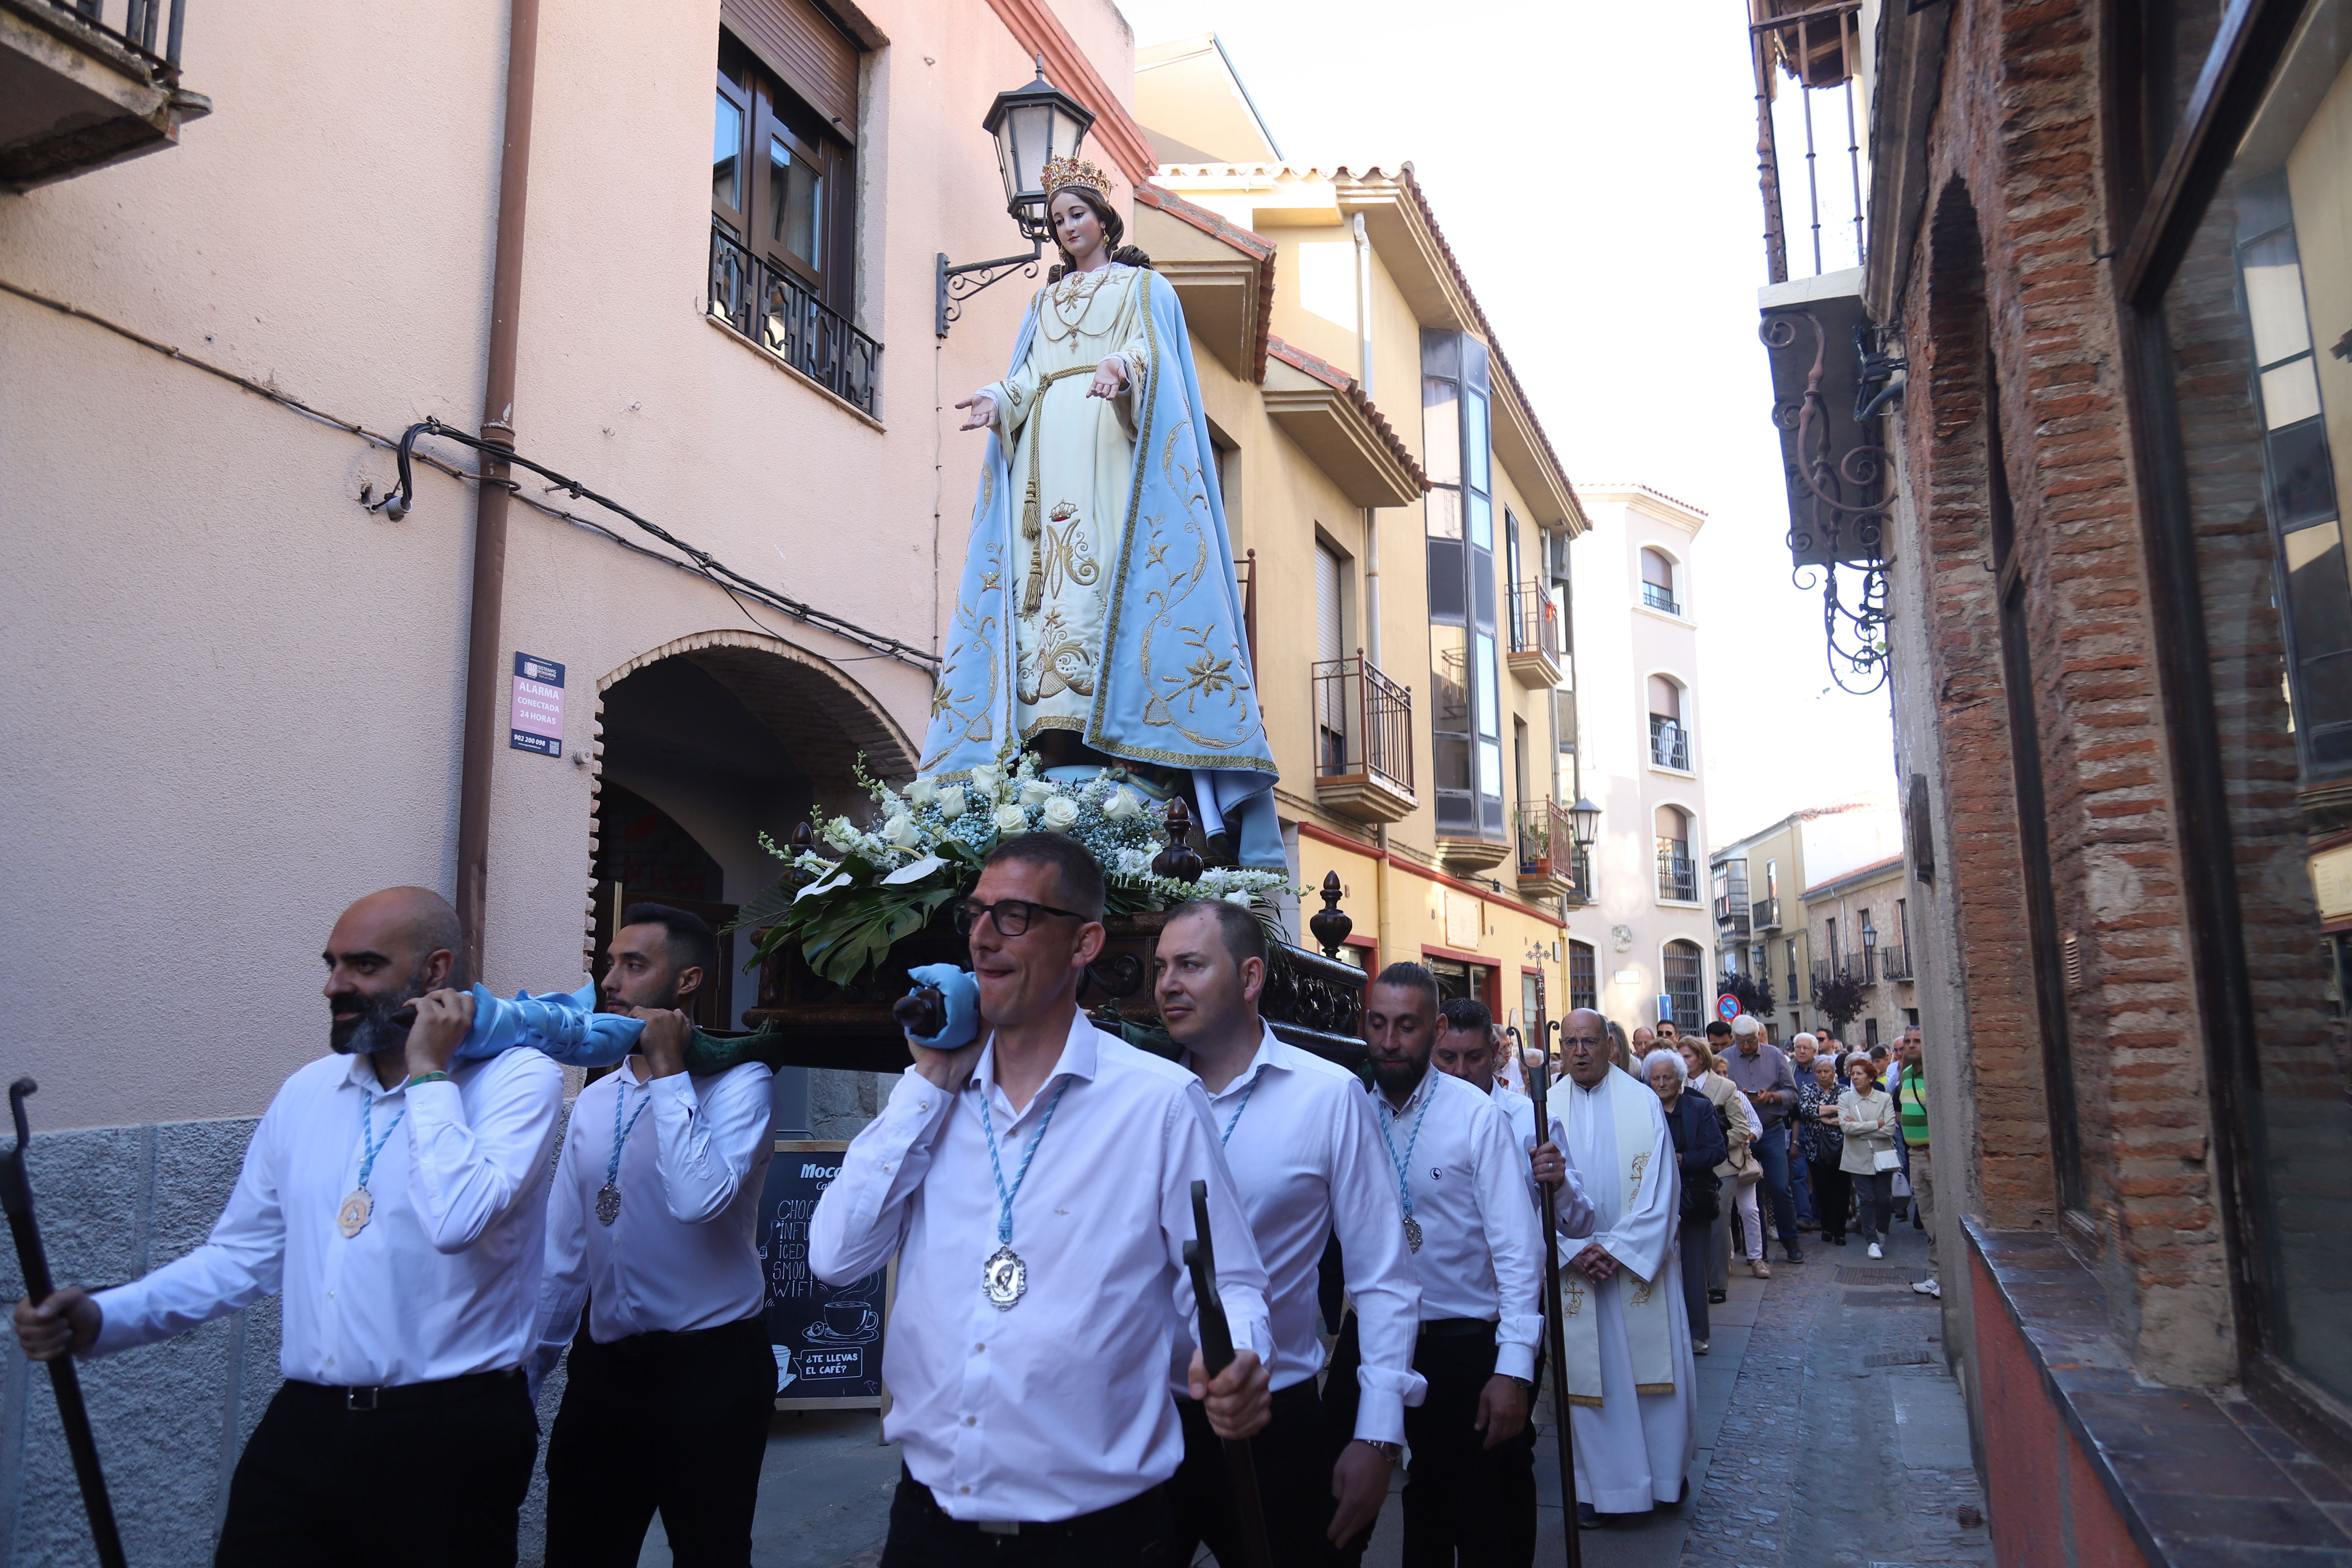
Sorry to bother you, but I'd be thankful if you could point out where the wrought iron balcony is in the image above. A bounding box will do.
[1876,943,1911,981]
[1505,583,1563,688]
[709,222,882,416]
[1649,715,1689,771]
[1752,896,1781,930]
[1657,845,1697,903]
[1515,798,1575,898]
[3,0,211,187]
[1311,654,1416,824]
[1642,581,1680,616]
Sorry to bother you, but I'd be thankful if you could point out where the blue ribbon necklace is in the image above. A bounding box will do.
[1377,1076,1436,1253]
[1219,1076,1259,1146]
[337,1087,409,1239]
[977,1075,1073,1309]
[596,1077,654,1226]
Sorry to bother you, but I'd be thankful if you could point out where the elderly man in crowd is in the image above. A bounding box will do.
[1720,1014,1803,1266]
[1893,1026,1940,1299]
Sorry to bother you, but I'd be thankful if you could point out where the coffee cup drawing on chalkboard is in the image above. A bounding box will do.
[804,1297,880,1344]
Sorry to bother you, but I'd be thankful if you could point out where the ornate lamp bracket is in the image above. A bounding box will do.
[937,243,1044,338]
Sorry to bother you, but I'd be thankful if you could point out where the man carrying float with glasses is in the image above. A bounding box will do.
[810,833,1274,1566]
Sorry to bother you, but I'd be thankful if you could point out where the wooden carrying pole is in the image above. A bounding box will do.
[1185,1180,1274,1568]
[1519,1026,1584,1567]
[0,1081,127,1568]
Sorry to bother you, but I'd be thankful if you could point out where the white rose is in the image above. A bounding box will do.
[992,802,1030,834]
[882,814,922,848]
[1223,890,1253,906]
[906,779,939,808]
[1104,786,1140,821]
[971,764,1002,794]
[1041,796,1080,830]
[1020,779,1054,808]
[939,786,968,821]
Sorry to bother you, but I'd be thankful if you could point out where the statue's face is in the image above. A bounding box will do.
[1052,190,1105,264]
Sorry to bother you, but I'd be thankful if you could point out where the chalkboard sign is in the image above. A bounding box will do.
[758,1140,893,1411]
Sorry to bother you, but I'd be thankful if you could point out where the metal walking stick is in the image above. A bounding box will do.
[1185,1179,1275,1568]
[0,1080,129,1568]
[1519,1026,1584,1568]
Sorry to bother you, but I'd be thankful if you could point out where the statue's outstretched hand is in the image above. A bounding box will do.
[954,393,997,432]
[1087,357,1129,401]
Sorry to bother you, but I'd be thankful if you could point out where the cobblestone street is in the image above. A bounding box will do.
[633,1205,1992,1568]
[1678,1215,1991,1568]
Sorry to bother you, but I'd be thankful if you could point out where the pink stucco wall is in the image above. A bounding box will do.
[0,0,1135,1129]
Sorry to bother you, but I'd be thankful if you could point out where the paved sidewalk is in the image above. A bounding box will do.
[631,1216,1987,1567]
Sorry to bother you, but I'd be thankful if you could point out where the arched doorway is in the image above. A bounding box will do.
[592,631,918,1130]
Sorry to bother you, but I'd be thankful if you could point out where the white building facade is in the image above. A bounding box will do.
[1562,483,1715,1031]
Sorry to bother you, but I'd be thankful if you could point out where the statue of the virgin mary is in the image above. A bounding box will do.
[919,155,1282,867]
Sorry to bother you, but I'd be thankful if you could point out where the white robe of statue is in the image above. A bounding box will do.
[1559,1068,1698,1513]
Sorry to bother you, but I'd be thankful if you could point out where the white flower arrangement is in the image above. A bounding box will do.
[757,747,1298,926]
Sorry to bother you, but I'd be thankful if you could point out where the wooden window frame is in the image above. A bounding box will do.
[717,30,855,316]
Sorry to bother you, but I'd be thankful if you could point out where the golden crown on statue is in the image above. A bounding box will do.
[1040,154,1113,198]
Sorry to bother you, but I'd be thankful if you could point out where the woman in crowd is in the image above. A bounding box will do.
[1678,1036,1758,1300]
[1609,1020,1635,1075]
[1799,1055,1849,1246]
[1646,1047,1727,1355]
[1838,1051,1900,1258]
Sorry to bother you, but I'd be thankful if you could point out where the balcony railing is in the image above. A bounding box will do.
[1877,943,1911,981]
[1564,845,1594,905]
[1649,715,1689,770]
[43,0,186,72]
[1642,581,1680,616]
[1311,654,1415,810]
[1516,798,1573,882]
[1508,583,1562,664]
[1751,0,1866,285]
[1752,896,1781,929]
[1657,844,1697,902]
[709,222,882,416]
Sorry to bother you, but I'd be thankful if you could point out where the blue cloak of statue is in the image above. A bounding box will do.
[917,268,1282,867]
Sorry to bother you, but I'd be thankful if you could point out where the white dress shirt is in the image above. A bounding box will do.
[810,1009,1272,1524]
[1372,1066,1546,1381]
[91,1049,564,1386]
[1183,1026,1425,1443]
[528,1059,776,1381]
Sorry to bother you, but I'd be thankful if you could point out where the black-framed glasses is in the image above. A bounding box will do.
[952,898,1086,938]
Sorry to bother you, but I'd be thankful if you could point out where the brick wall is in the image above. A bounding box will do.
[1887,0,2236,1385]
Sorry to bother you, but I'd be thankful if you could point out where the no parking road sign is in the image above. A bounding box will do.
[1716,993,1741,1023]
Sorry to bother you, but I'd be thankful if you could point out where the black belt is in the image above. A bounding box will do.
[1417,1317,1498,1340]
[584,1313,766,1358]
[285,1366,522,1413]
[897,1464,1165,1537]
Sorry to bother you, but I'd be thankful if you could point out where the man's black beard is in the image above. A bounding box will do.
[330,973,429,1056]
[1371,1047,1431,1100]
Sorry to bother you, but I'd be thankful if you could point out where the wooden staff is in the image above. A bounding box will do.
[1185,1179,1274,1568]
[0,1080,128,1568]
[1517,1026,1584,1568]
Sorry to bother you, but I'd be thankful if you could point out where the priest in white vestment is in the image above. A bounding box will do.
[1553,1008,1698,1521]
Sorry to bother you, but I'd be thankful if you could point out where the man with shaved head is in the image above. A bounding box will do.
[13,887,565,1566]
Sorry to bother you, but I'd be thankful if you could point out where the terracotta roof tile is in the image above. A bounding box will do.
[1134,181,1274,382]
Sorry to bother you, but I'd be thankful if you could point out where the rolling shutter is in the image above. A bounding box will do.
[723,0,860,134]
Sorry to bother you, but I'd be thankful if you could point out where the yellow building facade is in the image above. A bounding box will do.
[1132,160,1588,1038]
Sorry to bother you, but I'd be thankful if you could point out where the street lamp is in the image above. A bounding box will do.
[937,58,1099,336]
[1570,797,1601,847]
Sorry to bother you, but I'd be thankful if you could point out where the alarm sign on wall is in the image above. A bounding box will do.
[510,653,564,756]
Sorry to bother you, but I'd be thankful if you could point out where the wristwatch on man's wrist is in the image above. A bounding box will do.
[1357,1439,1403,1463]
[1503,1374,1534,1393]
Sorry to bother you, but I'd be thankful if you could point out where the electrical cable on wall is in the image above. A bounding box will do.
[0,276,937,674]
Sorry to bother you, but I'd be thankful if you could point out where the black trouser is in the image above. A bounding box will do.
[545,1315,775,1568]
[880,1466,1171,1566]
[1165,1378,1337,1566]
[1809,1160,1850,1242]
[1678,1213,1712,1343]
[216,1371,537,1568]
[1854,1168,1896,1242]
[1331,1317,1533,1568]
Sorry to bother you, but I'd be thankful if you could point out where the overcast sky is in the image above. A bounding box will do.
[1110,0,1900,846]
